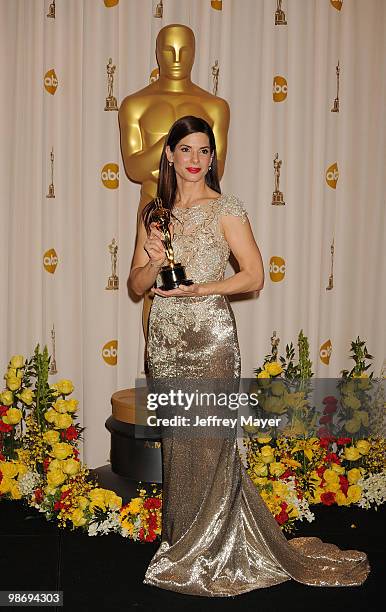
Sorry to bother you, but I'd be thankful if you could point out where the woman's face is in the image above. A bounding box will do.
[166,132,213,183]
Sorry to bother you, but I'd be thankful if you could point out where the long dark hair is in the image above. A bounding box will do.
[142,115,221,233]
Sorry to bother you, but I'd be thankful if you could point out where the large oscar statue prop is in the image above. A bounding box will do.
[119,23,229,343]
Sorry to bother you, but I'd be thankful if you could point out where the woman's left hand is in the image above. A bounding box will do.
[150,283,203,297]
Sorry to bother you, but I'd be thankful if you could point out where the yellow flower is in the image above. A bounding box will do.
[263,396,286,414]
[47,468,66,487]
[323,469,340,484]
[44,408,57,423]
[51,442,73,460]
[2,408,22,425]
[253,462,268,477]
[311,487,324,503]
[243,424,260,434]
[10,481,22,500]
[335,491,350,506]
[260,445,275,464]
[282,457,301,469]
[53,413,73,429]
[356,440,370,455]
[9,355,24,369]
[104,490,122,509]
[256,435,272,444]
[126,497,143,514]
[252,476,269,487]
[287,503,299,518]
[356,411,369,427]
[347,485,362,503]
[264,362,283,377]
[257,370,270,379]
[0,390,14,406]
[347,468,362,484]
[61,458,80,476]
[71,508,86,527]
[331,464,345,475]
[66,399,79,413]
[284,391,308,411]
[77,496,89,510]
[5,367,23,379]
[272,480,288,497]
[5,374,22,391]
[16,462,28,478]
[43,430,60,445]
[0,461,19,478]
[345,418,361,434]
[55,380,74,396]
[292,438,320,461]
[0,477,13,494]
[269,462,286,477]
[17,388,34,405]
[324,481,340,493]
[53,399,70,414]
[271,381,286,396]
[309,471,322,487]
[48,459,64,471]
[344,447,361,461]
[343,394,361,410]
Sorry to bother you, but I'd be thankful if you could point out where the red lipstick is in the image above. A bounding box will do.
[186,167,201,173]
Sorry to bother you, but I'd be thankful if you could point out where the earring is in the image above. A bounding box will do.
[208,165,212,170]
[168,161,173,166]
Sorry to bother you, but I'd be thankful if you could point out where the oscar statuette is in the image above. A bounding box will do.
[150,198,193,291]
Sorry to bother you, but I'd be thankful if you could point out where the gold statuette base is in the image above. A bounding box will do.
[272,191,285,205]
[105,96,118,111]
[106,275,119,290]
[46,184,55,198]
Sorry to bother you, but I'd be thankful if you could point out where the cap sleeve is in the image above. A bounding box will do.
[218,194,248,224]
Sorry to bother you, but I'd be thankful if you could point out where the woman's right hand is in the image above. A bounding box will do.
[144,221,173,268]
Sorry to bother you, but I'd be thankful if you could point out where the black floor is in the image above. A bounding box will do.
[0,498,384,612]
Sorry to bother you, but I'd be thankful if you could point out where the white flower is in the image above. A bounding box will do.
[18,471,42,497]
[357,470,386,509]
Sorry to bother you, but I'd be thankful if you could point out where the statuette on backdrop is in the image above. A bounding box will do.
[211,60,219,95]
[270,331,280,361]
[49,324,58,375]
[106,238,119,290]
[326,238,335,290]
[47,0,55,19]
[150,198,193,291]
[331,61,340,113]
[272,153,285,205]
[46,147,55,198]
[104,58,118,111]
[154,0,163,18]
[275,0,287,25]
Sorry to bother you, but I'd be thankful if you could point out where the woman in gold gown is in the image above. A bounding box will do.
[128,116,370,597]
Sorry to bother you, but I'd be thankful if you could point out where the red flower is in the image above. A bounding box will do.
[275,509,289,525]
[321,491,336,506]
[316,466,326,478]
[0,469,3,484]
[339,475,349,495]
[34,488,43,503]
[323,396,338,405]
[337,437,351,446]
[317,427,330,437]
[138,527,145,541]
[279,469,293,480]
[143,497,162,510]
[324,452,340,465]
[323,404,337,415]
[319,438,330,448]
[0,422,13,433]
[54,501,64,511]
[73,448,79,458]
[43,457,51,472]
[0,452,4,461]
[319,415,332,425]
[145,531,156,542]
[0,406,9,416]
[65,426,79,441]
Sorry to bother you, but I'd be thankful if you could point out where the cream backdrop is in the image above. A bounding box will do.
[1,0,385,467]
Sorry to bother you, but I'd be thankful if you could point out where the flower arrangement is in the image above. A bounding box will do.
[244,332,386,531]
[0,346,162,541]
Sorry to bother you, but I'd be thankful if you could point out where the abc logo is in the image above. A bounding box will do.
[330,0,342,10]
[149,68,159,83]
[325,162,339,189]
[273,76,288,102]
[102,340,118,365]
[44,69,58,95]
[43,248,58,274]
[269,256,286,282]
[101,163,119,189]
[104,0,119,6]
[320,340,332,365]
[211,0,222,9]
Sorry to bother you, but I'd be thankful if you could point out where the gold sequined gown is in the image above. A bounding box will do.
[144,193,370,597]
